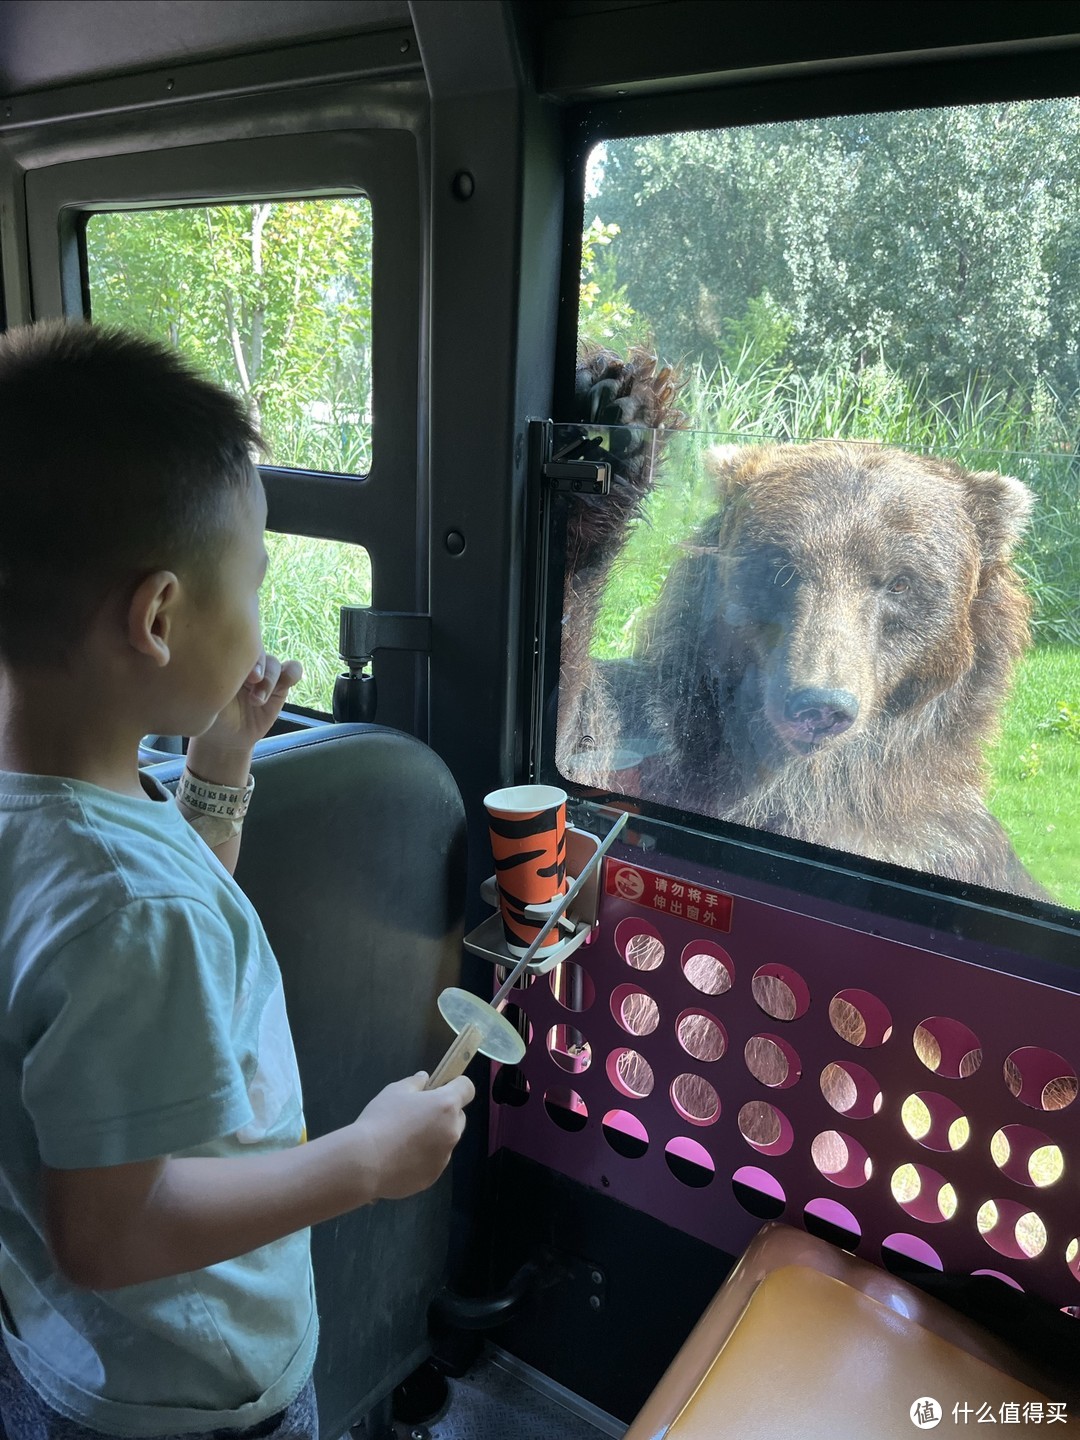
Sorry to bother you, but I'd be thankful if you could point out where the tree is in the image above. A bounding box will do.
[85,197,373,472]
[590,100,1080,407]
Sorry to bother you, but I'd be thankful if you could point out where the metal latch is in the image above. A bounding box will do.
[543,459,611,495]
[334,607,431,726]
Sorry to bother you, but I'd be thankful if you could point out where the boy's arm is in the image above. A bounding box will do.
[43,1072,473,1291]
[184,651,302,875]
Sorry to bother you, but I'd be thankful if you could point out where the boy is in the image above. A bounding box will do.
[0,322,474,1438]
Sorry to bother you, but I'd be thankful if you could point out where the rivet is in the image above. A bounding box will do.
[445,530,466,556]
[451,170,475,201]
[400,38,411,53]
[166,78,175,92]
[589,1294,602,1310]
[591,1270,603,1286]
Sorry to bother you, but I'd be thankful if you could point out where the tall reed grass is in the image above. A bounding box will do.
[261,531,371,712]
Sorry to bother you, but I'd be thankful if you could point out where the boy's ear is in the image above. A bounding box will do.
[127,571,179,666]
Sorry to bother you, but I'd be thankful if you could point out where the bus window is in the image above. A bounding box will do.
[83,198,373,475]
[263,532,371,714]
[556,99,1080,915]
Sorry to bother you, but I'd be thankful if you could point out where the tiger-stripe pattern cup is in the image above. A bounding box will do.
[484,785,568,957]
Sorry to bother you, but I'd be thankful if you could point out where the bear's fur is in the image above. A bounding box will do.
[559,353,1046,900]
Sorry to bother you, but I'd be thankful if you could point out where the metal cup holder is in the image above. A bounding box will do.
[463,825,603,976]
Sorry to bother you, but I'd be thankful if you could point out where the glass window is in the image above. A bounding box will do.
[84,198,372,474]
[558,100,1080,913]
[262,532,371,714]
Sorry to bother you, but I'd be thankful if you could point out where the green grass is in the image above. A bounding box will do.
[261,531,371,712]
[987,646,1080,908]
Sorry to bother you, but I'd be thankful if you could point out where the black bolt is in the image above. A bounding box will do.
[445,530,466,556]
[451,171,475,201]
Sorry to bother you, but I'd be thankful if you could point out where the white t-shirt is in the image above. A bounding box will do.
[0,770,317,1435]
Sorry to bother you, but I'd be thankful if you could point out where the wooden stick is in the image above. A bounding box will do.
[424,1023,484,1090]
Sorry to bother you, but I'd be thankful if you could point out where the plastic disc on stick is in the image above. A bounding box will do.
[437,987,526,1065]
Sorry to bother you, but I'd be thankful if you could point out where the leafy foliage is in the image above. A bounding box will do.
[579,217,639,349]
[85,198,373,473]
[590,101,1080,402]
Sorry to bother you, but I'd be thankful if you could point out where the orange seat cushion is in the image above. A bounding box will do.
[662,1265,1070,1439]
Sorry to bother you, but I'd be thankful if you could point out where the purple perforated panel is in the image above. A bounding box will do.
[489,854,1080,1309]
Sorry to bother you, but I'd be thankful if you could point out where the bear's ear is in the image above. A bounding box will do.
[959,469,1035,564]
[706,444,770,499]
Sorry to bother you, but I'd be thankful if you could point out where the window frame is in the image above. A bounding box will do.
[23,128,425,737]
[535,51,1080,971]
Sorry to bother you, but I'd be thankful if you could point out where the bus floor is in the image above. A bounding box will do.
[390,1346,624,1440]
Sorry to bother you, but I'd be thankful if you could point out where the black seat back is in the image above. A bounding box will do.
[150,722,466,1434]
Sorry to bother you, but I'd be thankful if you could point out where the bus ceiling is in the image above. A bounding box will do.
[0,1,1078,106]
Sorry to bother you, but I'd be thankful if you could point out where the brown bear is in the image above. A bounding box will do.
[558,352,1047,901]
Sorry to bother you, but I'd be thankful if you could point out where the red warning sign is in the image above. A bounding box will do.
[605,859,733,931]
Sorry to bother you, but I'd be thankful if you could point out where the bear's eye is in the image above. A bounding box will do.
[886,574,911,594]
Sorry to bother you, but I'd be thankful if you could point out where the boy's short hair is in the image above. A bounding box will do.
[0,321,263,667]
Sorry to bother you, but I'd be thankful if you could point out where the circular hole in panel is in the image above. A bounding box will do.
[1067,1239,1080,1284]
[500,1004,534,1048]
[665,1137,715,1188]
[829,989,893,1048]
[676,1009,726,1063]
[804,1198,862,1250]
[820,1061,882,1119]
[491,1065,530,1108]
[811,1130,872,1188]
[500,964,535,992]
[548,962,595,1013]
[681,942,734,996]
[977,1200,1048,1260]
[973,1269,1025,1292]
[890,1163,953,1224]
[901,1091,970,1152]
[738,1100,794,1157]
[990,1124,1064,1188]
[1003,1048,1078,1112]
[546,1024,592,1075]
[601,1109,648,1159]
[881,1234,944,1277]
[670,1074,720,1126]
[751,964,810,1021]
[745,1034,802,1090]
[913,1017,983,1079]
[610,984,660,1037]
[543,1087,588,1133]
[615,919,665,972]
[606,1047,654,1099]
[732,1165,786,1220]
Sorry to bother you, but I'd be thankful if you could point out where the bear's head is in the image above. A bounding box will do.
[703,441,1033,757]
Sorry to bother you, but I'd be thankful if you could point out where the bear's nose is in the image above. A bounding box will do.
[784,687,860,738]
